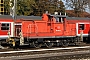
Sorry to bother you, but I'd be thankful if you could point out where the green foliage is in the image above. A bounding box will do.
[65,0,89,17]
[58,1,65,15]
[4,0,65,16]
[34,0,65,16]
[17,0,36,16]
[4,0,10,15]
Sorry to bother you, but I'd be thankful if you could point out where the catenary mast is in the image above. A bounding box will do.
[13,0,17,36]
[10,0,17,36]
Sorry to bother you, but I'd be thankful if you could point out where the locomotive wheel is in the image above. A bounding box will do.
[45,42,53,48]
[32,41,41,48]
[74,37,80,46]
[62,40,69,47]
[63,43,68,47]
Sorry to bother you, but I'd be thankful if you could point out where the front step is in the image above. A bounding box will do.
[0,45,4,49]
[19,44,29,46]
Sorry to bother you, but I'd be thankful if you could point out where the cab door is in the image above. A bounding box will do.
[76,23,89,36]
[15,24,21,37]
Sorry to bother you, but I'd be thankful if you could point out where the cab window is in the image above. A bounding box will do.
[1,23,10,30]
[55,17,59,22]
[79,24,84,30]
[55,17,64,23]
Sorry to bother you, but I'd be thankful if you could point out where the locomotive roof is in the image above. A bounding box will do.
[0,15,90,20]
[0,15,13,19]
[66,17,90,20]
[0,15,42,20]
[50,15,67,18]
[17,15,42,20]
[49,14,90,20]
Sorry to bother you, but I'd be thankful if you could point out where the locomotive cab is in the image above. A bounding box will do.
[48,14,66,23]
[45,14,68,36]
[42,13,66,23]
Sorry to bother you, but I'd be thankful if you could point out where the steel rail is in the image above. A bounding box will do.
[0,46,90,54]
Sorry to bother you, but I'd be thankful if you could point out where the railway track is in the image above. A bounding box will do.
[0,46,90,54]
[0,46,90,53]
[0,43,89,60]
[0,45,90,59]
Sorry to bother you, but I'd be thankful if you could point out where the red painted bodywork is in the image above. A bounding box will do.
[0,14,90,39]
[21,14,90,38]
[21,14,78,38]
[77,23,90,35]
[22,22,76,38]
[0,18,13,37]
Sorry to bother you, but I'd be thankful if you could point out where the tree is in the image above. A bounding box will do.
[4,0,36,16]
[65,0,89,17]
[17,0,36,16]
[57,0,65,15]
[33,0,65,16]
[4,0,10,15]
[4,0,65,16]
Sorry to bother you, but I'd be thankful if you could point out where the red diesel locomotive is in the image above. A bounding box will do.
[0,13,90,48]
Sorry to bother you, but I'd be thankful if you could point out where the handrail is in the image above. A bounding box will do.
[27,24,38,41]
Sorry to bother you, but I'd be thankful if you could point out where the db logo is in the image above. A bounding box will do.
[56,26,60,30]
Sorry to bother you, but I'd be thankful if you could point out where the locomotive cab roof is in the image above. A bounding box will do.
[43,13,67,22]
[49,14,67,18]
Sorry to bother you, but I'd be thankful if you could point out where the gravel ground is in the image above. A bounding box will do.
[17,53,90,60]
[0,50,90,60]
[0,44,90,60]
